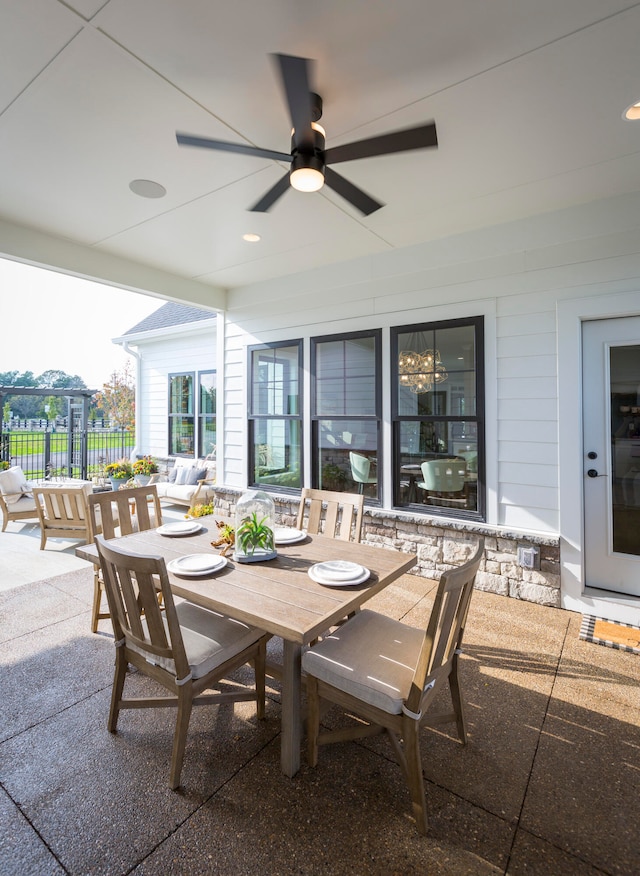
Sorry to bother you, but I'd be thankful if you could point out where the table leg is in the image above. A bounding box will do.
[281,640,302,777]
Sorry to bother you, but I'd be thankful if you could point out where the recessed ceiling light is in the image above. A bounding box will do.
[623,101,640,121]
[129,179,167,198]
[242,233,261,243]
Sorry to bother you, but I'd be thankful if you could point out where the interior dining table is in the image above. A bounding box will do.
[76,516,417,777]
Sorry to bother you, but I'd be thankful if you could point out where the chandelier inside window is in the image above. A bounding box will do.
[398,349,448,394]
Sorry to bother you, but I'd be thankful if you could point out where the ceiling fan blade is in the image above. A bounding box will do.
[323,167,384,216]
[176,132,291,163]
[324,121,438,165]
[249,173,291,212]
[272,53,314,151]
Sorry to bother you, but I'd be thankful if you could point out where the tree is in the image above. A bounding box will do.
[94,361,135,430]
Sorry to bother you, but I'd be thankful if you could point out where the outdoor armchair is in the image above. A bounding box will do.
[33,483,94,549]
[0,465,38,531]
[303,538,484,835]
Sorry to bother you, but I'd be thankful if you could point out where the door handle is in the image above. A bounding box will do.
[587,469,603,478]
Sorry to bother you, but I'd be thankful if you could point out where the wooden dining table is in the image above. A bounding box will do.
[77,517,417,777]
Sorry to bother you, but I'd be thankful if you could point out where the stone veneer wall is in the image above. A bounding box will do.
[213,488,562,609]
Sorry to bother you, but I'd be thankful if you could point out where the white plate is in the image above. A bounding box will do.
[157,521,202,537]
[274,527,307,545]
[312,560,365,581]
[167,554,227,577]
[308,563,370,587]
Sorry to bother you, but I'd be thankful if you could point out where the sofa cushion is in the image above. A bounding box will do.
[0,466,29,505]
[184,466,207,486]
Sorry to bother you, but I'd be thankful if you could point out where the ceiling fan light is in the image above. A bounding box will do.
[290,166,324,192]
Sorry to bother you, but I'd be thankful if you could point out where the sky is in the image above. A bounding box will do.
[0,258,161,389]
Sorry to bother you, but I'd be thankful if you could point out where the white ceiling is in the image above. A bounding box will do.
[1,0,640,297]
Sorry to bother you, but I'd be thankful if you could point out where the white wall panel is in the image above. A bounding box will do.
[499,441,557,465]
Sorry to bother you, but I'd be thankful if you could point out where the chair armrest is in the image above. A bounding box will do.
[149,473,167,484]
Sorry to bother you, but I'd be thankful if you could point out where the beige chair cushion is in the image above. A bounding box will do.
[128,602,264,680]
[301,609,424,715]
[0,466,30,505]
[7,495,37,512]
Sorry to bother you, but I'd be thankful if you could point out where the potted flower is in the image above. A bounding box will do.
[132,455,159,485]
[105,459,133,490]
[0,461,9,472]
[234,490,276,563]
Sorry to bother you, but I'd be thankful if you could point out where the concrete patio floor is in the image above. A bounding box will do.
[1,512,639,875]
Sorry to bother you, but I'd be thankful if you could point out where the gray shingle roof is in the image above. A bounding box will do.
[124,301,215,335]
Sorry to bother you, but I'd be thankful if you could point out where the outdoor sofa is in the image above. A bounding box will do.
[150,457,216,510]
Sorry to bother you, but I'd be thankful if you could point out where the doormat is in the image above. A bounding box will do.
[579,615,640,655]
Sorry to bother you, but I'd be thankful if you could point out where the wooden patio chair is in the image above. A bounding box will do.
[265,488,366,682]
[296,487,364,542]
[95,535,268,789]
[0,465,39,531]
[87,484,163,633]
[302,538,484,835]
[33,484,94,550]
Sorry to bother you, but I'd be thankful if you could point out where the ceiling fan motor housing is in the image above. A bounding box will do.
[290,122,326,176]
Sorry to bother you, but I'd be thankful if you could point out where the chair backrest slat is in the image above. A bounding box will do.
[405,538,484,715]
[88,485,162,541]
[95,535,189,678]
[296,488,363,543]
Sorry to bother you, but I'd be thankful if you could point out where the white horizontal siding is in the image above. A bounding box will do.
[132,329,216,458]
[499,420,557,443]
[498,399,557,422]
[500,461,558,489]
[497,354,556,379]
[499,441,557,466]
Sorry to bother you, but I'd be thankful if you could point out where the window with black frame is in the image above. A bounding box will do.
[199,371,216,459]
[312,330,381,499]
[248,341,302,490]
[392,317,483,518]
[169,373,195,457]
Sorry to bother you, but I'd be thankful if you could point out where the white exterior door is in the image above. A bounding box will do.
[583,317,640,597]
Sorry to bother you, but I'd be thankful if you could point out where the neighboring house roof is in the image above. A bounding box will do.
[123,301,215,336]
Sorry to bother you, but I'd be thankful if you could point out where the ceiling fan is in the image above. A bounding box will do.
[176,53,438,216]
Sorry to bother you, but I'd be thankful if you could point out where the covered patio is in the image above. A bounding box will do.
[1,514,638,875]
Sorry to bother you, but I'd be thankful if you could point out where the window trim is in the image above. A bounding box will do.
[391,316,485,520]
[168,371,196,459]
[247,339,303,494]
[198,369,217,460]
[310,328,382,502]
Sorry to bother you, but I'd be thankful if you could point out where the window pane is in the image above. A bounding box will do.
[251,345,299,416]
[170,416,194,455]
[252,419,302,489]
[200,372,216,414]
[316,337,376,416]
[394,318,482,517]
[170,375,193,414]
[317,418,378,497]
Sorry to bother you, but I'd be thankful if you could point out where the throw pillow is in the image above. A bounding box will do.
[184,467,207,486]
[174,466,191,485]
[0,466,28,505]
[168,467,178,483]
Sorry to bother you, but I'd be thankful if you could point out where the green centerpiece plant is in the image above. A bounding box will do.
[233,489,277,563]
[237,512,275,557]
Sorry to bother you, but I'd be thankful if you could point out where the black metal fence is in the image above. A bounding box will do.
[0,426,135,481]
